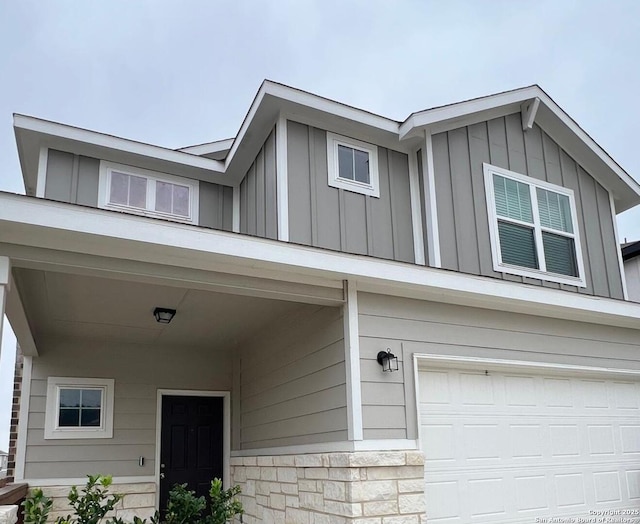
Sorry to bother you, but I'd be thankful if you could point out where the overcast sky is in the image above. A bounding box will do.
[1,0,640,449]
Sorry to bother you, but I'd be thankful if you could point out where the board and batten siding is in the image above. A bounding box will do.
[23,340,233,479]
[286,121,415,263]
[237,305,347,450]
[44,149,233,231]
[45,149,100,206]
[239,128,277,239]
[358,292,640,441]
[430,115,624,299]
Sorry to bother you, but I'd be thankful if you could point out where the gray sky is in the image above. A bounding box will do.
[1,0,639,449]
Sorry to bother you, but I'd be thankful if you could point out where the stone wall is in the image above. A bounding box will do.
[38,482,156,522]
[230,451,426,523]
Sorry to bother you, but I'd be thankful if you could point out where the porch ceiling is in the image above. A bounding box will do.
[13,267,304,351]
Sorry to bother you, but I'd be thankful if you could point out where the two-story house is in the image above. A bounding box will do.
[1,81,640,523]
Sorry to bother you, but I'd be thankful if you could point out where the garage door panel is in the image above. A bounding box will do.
[420,365,640,522]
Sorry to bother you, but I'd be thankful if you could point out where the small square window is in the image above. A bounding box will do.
[45,377,114,439]
[483,163,586,287]
[327,132,380,197]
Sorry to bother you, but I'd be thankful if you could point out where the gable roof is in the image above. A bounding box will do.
[14,80,640,212]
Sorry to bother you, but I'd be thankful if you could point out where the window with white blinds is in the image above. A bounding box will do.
[483,163,585,287]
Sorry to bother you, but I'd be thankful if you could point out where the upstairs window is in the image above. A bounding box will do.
[99,162,199,223]
[327,132,380,197]
[483,163,585,287]
[45,377,114,439]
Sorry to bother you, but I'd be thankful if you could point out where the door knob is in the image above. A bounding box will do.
[160,473,165,480]
[160,463,165,469]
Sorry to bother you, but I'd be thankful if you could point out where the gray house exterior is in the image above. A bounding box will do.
[1,81,640,523]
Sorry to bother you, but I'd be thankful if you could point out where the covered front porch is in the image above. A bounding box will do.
[0,193,429,522]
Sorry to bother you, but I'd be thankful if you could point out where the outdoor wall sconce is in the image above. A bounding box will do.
[377,349,399,372]
[154,307,176,324]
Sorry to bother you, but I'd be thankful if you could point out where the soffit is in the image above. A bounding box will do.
[14,267,303,350]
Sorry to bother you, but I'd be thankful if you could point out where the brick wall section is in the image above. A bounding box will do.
[230,451,426,524]
[37,482,156,522]
[5,344,23,482]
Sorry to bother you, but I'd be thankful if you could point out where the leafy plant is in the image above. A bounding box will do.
[205,479,243,524]
[55,474,122,524]
[163,484,206,524]
[22,488,53,524]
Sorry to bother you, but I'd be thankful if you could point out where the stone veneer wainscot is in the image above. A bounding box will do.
[230,451,426,523]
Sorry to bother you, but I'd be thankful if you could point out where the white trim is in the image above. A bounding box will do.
[521,97,541,131]
[2,194,640,328]
[423,132,441,267]
[611,192,629,300]
[276,115,289,241]
[35,147,48,198]
[326,132,380,198]
[414,353,640,378]
[14,355,32,481]
[98,161,200,224]
[44,377,115,439]
[178,138,234,156]
[484,163,587,287]
[6,273,38,357]
[412,354,423,446]
[343,280,363,441]
[155,389,231,497]
[21,476,156,487]
[232,186,240,233]
[230,439,419,456]
[408,150,425,265]
[14,114,225,173]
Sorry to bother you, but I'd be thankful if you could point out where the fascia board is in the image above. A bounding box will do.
[177,138,234,155]
[399,86,640,212]
[13,115,227,183]
[1,192,640,330]
[399,86,542,139]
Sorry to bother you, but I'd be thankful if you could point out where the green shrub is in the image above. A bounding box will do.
[22,488,53,524]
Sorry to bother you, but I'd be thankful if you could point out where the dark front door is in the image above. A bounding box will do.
[160,395,224,513]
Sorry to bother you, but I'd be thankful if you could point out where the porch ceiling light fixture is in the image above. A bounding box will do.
[377,348,399,372]
[154,307,176,324]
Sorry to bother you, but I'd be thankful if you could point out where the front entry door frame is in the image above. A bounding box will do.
[154,389,231,509]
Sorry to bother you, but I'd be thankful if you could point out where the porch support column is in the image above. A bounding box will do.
[343,279,363,441]
[0,256,10,346]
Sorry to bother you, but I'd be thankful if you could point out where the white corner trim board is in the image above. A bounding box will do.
[276,115,289,241]
[36,146,48,198]
[407,150,425,265]
[343,280,363,441]
[422,132,441,267]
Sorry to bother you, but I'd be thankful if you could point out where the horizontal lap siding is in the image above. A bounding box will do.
[239,128,277,239]
[287,121,414,263]
[432,116,624,299]
[238,305,347,449]
[24,341,233,479]
[358,292,640,441]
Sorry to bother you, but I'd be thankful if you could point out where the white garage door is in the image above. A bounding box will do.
[418,363,640,523]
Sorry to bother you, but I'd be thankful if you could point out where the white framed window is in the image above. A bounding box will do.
[483,163,586,287]
[327,132,380,197]
[44,377,115,439]
[98,161,199,223]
